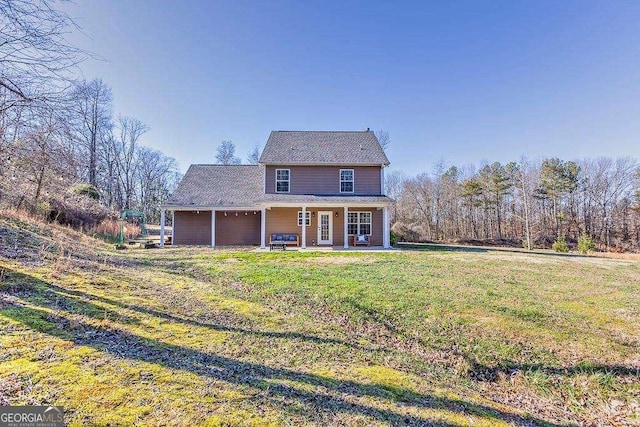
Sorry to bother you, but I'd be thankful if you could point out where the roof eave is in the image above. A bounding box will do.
[259,161,389,167]
[161,204,259,211]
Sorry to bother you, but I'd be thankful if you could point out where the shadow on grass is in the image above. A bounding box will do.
[39,278,371,351]
[0,268,561,426]
[469,362,640,382]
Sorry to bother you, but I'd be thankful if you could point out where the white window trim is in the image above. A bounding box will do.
[340,169,354,193]
[347,211,372,235]
[297,211,311,226]
[275,168,290,193]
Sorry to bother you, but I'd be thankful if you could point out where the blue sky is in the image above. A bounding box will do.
[64,1,640,176]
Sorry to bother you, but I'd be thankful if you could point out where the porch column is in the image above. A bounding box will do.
[383,206,390,249]
[211,210,216,248]
[260,207,266,249]
[301,206,307,249]
[159,209,165,248]
[344,207,349,248]
[171,211,175,244]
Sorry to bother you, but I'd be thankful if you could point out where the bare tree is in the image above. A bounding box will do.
[375,130,391,150]
[136,146,179,221]
[384,170,406,224]
[247,143,261,164]
[113,116,147,209]
[506,158,536,250]
[0,0,85,112]
[71,79,113,186]
[215,140,241,165]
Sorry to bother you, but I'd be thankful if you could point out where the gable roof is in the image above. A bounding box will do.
[259,130,390,166]
[165,164,263,208]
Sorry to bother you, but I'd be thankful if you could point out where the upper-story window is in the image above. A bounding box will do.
[276,169,290,193]
[340,169,354,193]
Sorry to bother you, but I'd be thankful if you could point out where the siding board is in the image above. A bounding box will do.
[265,166,382,195]
[215,211,261,245]
[264,207,383,246]
[174,211,211,245]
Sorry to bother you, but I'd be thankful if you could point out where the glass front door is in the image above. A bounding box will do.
[317,211,333,245]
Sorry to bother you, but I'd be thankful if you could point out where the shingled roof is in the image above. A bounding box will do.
[165,165,263,208]
[259,131,390,165]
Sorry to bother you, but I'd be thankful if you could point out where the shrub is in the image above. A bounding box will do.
[552,235,569,253]
[577,232,596,254]
[48,194,108,229]
[390,231,398,246]
[71,184,100,200]
[35,200,51,219]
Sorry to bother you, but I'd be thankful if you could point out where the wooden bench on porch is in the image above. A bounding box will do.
[269,233,299,251]
[352,234,371,246]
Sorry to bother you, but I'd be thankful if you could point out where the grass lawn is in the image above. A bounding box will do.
[0,218,639,425]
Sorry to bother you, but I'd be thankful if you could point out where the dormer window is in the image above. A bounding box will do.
[340,169,354,193]
[276,169,290,193]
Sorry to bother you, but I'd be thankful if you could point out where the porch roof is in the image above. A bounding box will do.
[258,194,393,207]
[163,164,263,209]
[163,163,393,210]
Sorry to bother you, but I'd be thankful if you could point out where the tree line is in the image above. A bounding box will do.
[388,157,640,251]
[0,0,181,226]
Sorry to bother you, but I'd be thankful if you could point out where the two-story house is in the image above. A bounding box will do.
[160,130,393,248]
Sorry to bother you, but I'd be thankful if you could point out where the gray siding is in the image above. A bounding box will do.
[265,166,382,195]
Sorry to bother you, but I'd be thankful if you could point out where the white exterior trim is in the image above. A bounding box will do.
[383,207,390,248]
[259,201,392,209]
[160,209,165,248]
[275,168,290,193]
[381,166,385,195]
[164,206,259,211]
[260,207,266,249]
[339,169,354,193]
[163,201,393,211]
[317,211,333,245]
[347,211,373,236]
[301,206,307,248]
[343,207,348,248]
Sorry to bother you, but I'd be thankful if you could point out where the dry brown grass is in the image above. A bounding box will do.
[1,211,639,426]
[91,219,141,240]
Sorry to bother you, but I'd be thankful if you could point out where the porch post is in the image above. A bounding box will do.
[211,210,216,248]
[344,206,349,249]
[160,209,165,248]
[260,207,266,249]
[171,211,175,244]
[301,206,307,249]
[383,206,390,249]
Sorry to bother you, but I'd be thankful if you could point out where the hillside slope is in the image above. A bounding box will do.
[1,211,639,426]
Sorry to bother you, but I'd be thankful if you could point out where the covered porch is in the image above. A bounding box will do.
[159,199,392,249]
[259,203,391,250]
